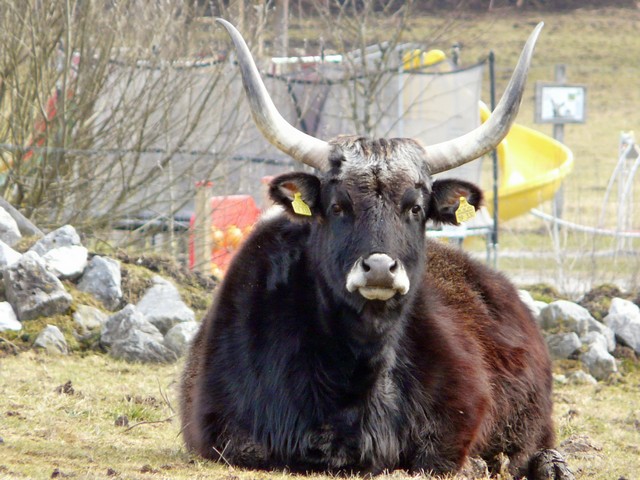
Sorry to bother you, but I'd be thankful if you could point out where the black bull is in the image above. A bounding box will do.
[180,19,573,479]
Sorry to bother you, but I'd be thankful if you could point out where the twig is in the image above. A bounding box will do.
[211,441,232,468]
[0,336,20,353]
[123,415,174,433]
[157,378,175,414]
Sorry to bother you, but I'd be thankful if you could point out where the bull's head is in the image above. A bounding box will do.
[217,19,542,310]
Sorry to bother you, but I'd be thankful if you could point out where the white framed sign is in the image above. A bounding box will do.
[535,83,586,124]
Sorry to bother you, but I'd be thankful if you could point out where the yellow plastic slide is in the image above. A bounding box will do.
[479,103,574,221]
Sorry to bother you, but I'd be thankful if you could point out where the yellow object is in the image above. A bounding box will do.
[291,192,312,216]
[455,197,476,224]
[225,225,244,250]
[402,49,446,70]
[423,49,446,66]
[479,103,574,221]
[211,228,225,250]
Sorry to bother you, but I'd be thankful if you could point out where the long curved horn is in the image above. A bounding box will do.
[216,18,331,171]
[425,22,544,174]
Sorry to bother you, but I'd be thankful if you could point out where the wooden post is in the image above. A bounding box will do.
[193,181,213,274]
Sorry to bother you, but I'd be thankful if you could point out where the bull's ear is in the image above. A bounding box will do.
[269,172,322,221]
[428,179,483,225]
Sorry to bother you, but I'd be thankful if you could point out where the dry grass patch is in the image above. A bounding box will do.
[0,352,638,479]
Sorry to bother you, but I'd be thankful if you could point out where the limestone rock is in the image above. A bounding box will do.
[580,343,617,380]
[136,276,195,334]
[3,251,72,321]
[34,325,69,355]
[101,305,176,363]
[608,297,640,317]
[0,240,21,268]
[77,256,122,311]
[546,332,582,360]
[42,245,88,280]
[540,300,594,334]
[518,290,544,319]
[100,304,162,347]
[0,302,21,331]
[540,300,615,352]
[164,321,199,356]
[0,207,21,246]
[585,318,616,353]
[580,331,609,353]
[604,312,640,354]
[30,224,81,256]
[110,329,177,363]
[73,305,108,337]
[567,371,597,385]
[553,374,567,385]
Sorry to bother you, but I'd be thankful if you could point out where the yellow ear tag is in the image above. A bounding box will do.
[291,192,312,216]
[455,197,476,224]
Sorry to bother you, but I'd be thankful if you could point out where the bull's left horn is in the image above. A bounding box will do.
[216,18,331,171]
[424,22,544,174]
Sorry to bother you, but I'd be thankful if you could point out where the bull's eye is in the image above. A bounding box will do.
[411,204,422,215]
[331,204,343,216]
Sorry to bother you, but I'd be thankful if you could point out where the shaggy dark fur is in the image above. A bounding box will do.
[180,137,569,478]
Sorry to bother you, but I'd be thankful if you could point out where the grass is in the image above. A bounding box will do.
[1,351,639,479]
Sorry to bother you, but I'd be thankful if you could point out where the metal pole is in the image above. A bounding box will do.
[552,64,566,219]
[489,51,498,267]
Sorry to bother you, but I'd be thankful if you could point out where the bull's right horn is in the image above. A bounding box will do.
[217,18,331,171]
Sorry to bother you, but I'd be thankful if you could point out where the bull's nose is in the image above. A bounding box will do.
[346,253,410,301]
[361,254,398,286]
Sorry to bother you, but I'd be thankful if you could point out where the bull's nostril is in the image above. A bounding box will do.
[362,260,371,272]
[389,261,398,273]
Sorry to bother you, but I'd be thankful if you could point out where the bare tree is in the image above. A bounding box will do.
[310,0,416,136]
[0,0,260,241]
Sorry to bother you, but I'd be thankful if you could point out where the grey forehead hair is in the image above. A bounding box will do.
[328,136,431,188]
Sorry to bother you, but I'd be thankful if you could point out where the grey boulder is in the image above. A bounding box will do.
[30,224,81,256]
[73,305,108,337]
[546,332,582,360]
[605,315,640,353]
[164,321,199,356]
[136,276,195,334]
[0,240,21,268]
[0,207,21,247]
[540,300,615,352]
[34,325,69,355]
[0,302,21,332]
[101,305,176,363]
[42,245,88,280]
[581,343,617,380]
[77,256,122,310]
[3,251,72,321]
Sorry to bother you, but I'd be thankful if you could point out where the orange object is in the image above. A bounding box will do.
[190,195,261,273]
[211,228,225,250]
[225,225,244,250]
